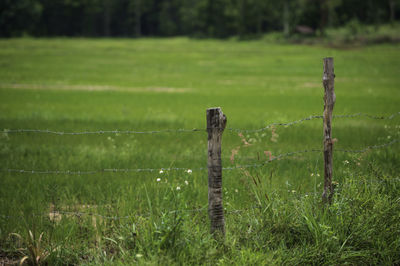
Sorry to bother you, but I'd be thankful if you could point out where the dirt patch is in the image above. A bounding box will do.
[301,82,320,88]
[0,83,190,93]
[0,254,19,266]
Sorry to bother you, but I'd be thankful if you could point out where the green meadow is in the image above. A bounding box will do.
[0,38,399,265]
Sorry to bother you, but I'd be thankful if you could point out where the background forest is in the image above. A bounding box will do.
[1,0,400,38]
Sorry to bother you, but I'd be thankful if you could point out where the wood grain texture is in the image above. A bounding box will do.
[322,58,336,204]
[207,107,227,236]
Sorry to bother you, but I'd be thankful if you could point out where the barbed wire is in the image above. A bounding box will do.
[0,149,322,175]
[224,149,323,170]
[230,111,400,133]
[1,167,197,175]
[336,139,399,153]
[1,139,398,175]
[2,128,205,135]
[3,112,399,135]
[333,112,400,120]
[227,115,323,133]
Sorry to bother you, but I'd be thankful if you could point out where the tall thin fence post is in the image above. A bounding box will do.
[322,57,336,204]
[207,107,227,237]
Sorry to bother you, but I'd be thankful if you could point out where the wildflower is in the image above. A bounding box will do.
[176,186,181,191]
[156,178,161,182]
[264,150,273,161]
[185,180,189,185]
[291,190,296,193]
[387,135,391,139]
[136,254,143,258]
[186,169,192,174]
[230,146,240,163]
[317,173,320,177]
[311,173,314,177]
[305,194,309,197]
[343,160,349,164]
[159,170,164,174]
[235,189,238,193]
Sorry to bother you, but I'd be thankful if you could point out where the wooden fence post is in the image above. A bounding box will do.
[322,57,336,204]
[207,107,227,237]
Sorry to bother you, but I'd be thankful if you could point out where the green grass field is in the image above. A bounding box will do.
[0,38,399,265]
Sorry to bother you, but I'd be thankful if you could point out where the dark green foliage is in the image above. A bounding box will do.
[1,0,400,37]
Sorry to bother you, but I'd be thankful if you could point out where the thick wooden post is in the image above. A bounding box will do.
[207,107,227,236]
[322,57,336,204]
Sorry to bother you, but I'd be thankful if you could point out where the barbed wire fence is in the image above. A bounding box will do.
[3,111,399,135]
[1,112,399,175]
[1,110,399,222]
[1,139,399,175]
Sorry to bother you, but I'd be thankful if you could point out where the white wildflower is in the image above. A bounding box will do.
[311,173,314,177]
[159,170,164,174]
[136,254,143,258]
[344,160,349,164]
[176,186,181,190]
[186,169,192,174]
[235,189,238,193]
[317,173,320,177]
[156,178,161,182]
[184,180,189,185]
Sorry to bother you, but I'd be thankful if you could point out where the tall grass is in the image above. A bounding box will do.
[0,38,399,264]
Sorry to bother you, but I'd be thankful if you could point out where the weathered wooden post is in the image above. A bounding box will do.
[322,57,336,204]
[207,107,227,237]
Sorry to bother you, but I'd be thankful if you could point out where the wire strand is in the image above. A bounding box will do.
[2,139,398,175]
[3,112,399,135]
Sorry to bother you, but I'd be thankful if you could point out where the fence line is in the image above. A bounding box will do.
[336,139,399,153]
[2,128,205,135]
[3,112,399,136]
[2,138,398,175]
[229,111,400,133]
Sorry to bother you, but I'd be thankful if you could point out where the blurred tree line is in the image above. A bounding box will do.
[1,0,399,38]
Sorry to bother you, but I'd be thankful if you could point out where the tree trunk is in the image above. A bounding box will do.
[319,0,328,36]
[283,0,290,36]
[389,0,396,23]
[103,0,111,36]
[135,0,142,37]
